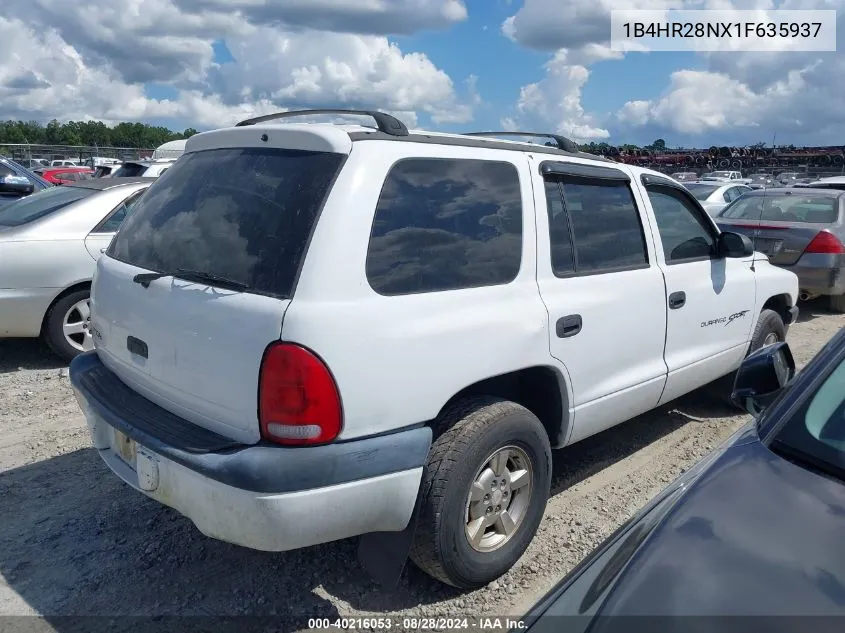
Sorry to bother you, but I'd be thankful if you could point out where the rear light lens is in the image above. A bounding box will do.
[258,343,342,446]
[804,230,845,254]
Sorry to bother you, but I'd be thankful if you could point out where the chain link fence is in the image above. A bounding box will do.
[0,143,154,166]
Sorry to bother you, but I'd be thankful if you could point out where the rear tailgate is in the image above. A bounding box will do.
[90,126,349,444]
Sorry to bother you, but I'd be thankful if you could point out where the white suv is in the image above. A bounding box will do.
[69,110,799,589]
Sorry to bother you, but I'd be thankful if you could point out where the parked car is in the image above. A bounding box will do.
[35,167,96,185]
[669,171,697,182]
[50,159,80,167]
[796,176,845,191]
[93,164,123,178]
[685,181,752,216]
[747,173,775,189]
[715,188,845,312]
[699,170,750,184]
[68,109,797,591]
[521,330,845,627]
[0,178,151,360]
[110,158,177,178]
[19,158,50,170]
[776,171,803,186]
[0,157,53,207]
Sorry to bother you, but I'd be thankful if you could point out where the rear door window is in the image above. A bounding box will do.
[365,157,523,295]
[0,186,94,226]
[108,148,345,299]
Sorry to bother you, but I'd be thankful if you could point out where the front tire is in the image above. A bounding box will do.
[410,397,552,589]
[42,289,93,362]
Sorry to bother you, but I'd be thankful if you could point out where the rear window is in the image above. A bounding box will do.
[685,184,718,201]
[111,163,148,178]
[0,185,94,226]
[721,195,840,223]
[108,148,344,298]
[365,158,523,295]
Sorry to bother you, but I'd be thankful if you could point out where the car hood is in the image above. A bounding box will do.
[527,427,845,629]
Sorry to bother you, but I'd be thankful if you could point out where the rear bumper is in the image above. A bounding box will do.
[0,287,59,338]
[783,256,845,297]
[69,351,431,551]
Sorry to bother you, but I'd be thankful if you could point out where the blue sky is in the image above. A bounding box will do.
[2,0,843,148]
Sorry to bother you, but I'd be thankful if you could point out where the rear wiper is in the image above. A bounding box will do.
[132,269,249,291]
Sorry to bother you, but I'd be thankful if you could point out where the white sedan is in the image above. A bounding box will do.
[0,178,152,360]
[685,181,752,216]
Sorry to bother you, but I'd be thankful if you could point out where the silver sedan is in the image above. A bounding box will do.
[0,178,151,360]
[685,181,752,216]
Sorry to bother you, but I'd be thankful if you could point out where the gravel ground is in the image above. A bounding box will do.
[0,299,843,633]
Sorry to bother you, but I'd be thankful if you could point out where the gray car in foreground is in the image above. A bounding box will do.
[522,328,845,630]
[0,178,150,360]
[715,188,845,312]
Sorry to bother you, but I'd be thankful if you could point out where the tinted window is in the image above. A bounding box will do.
[544,180,575,275]
[721,194,840,224]
[366,158,522,295]
[686,184,719,201]
[96,189,146,233]
[111,163,148,178]
[558,180,647,273]
[0,164,13,178]
[647,188,714,262]
[108,148,344,298]
[0,185,94,226]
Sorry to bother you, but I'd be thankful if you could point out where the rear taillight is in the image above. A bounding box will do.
[804,230,845,254]
[258,343,342,446]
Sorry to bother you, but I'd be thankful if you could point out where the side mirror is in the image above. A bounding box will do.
[718,231,754,258]
[0,174,34,196]
[731,341,796,416]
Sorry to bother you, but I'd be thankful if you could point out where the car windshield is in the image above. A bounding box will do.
[0,185,95,226]
[772,343,845,481]
[685,184,719,201]
[750,174,770,182]
[111,163,148,178]
[720,194,839,223]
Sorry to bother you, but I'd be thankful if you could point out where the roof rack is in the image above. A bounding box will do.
[235,109,409,137]
[462,131,581,154]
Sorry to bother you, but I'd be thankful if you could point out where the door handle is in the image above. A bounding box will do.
[669,291,686,309]
[556,314,582,338]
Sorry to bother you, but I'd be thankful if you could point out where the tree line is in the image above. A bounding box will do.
[0,119,198,149]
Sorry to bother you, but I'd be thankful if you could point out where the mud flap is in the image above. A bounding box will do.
[357,466,427,586]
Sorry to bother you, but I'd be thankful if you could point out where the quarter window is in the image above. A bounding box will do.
[646,187,715,262]
[366,158,523,295]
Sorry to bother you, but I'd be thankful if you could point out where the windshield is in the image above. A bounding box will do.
[685,184,719,201]
[772,344,845,480]
[720,194,839,223]
[750,174,770,182]
[0,185,95,226]
[108,147,345,299]
[111,163,148,178]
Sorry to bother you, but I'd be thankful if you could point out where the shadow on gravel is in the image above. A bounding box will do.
[0,339,65,374]
[796,297,835,324]
[0,391,740,621]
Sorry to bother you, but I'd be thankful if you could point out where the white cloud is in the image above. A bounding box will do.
[0,0,475,131]
[503,0,845,145]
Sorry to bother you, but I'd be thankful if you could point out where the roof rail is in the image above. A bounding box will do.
[463,131,581,154]
[235,109,409,137]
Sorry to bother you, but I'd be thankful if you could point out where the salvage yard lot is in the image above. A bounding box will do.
[1,300,843,628]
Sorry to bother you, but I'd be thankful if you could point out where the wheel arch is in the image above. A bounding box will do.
[433,366,571,448]
[40,280,92,334]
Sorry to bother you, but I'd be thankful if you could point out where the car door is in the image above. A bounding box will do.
[532,159,668,445]
[637,175,756,405]
[83,189,145,260]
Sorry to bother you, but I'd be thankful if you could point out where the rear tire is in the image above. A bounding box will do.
[709,308,786,407]
[829,293,845,314]
[410,397,552,589]
[42,289,92,363]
